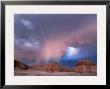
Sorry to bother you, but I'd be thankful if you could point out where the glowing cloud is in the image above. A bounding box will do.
[66,47,80,57]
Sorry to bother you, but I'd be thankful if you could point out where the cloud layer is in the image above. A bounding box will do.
[14,14,97,65]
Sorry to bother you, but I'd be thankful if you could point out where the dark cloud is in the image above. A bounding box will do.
[14,14,96,40]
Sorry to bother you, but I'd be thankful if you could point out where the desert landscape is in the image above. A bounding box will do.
[14,14,97,76]
[14,59,97,76]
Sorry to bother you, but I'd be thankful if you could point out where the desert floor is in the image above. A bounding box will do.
[14,70,97,76]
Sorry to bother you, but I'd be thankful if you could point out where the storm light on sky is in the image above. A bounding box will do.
[66,47,80,57]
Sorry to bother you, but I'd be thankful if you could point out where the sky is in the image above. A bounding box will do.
[14,14,97,66]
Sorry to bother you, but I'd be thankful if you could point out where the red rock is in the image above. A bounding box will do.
[14,60,29,70]
[73,60,97,73]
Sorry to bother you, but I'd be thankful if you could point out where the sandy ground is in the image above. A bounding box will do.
[14,70,97,76]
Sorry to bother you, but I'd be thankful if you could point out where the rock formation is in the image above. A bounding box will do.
[31,62,61,72]
[73,60,97,73]
[14,59,97,74]
[14,60,29,71]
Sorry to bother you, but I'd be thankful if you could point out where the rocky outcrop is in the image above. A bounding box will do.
[73,60,97,73]
[14,60,29,70]
[31,62,61,72]
[31,62,74,72]
[30,60,97,73]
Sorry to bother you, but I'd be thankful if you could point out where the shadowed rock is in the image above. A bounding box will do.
[14,60,29,70]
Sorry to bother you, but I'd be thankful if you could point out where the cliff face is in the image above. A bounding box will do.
[14,60,29,70]
[73,60,97,73]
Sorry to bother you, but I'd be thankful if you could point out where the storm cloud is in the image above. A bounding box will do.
[14,14,97,65]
